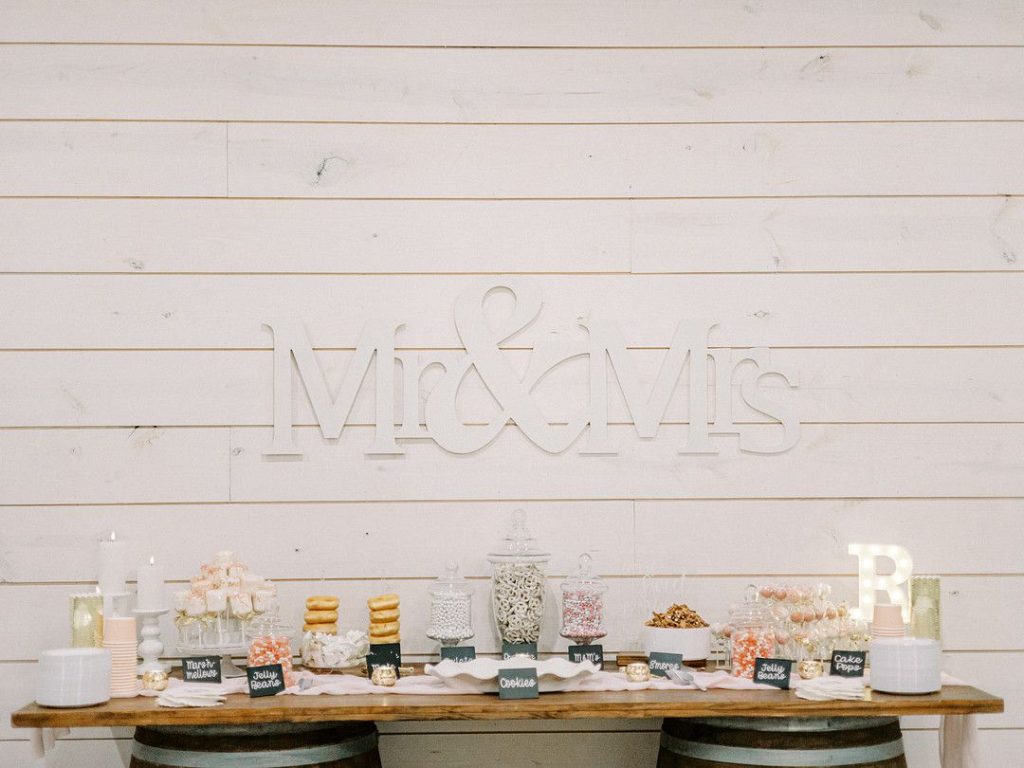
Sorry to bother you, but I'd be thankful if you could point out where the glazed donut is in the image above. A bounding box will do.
[304,610,338,625]
[368,621,400,637]
[305,596,339,611]
[369,608,400,623]
[369,633,400,645]
[303,623,337,634]
[367,594,400,611]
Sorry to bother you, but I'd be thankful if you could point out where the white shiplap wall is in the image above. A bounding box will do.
[1,2,1022,766]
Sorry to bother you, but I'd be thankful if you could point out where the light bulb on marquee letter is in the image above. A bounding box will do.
[848,543,914,623]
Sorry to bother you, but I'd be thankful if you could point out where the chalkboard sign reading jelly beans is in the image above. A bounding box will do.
[247,664,285,698]
[753,658,793,689]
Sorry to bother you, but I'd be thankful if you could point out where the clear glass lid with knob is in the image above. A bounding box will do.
[426,562,475,646]
[560,553,607,645]
[487,509,549,645]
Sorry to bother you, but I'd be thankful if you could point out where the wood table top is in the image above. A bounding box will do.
[12,684,1003,728]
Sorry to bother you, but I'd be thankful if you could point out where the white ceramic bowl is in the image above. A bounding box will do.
[36,648,111,707]
[641,626,711,661]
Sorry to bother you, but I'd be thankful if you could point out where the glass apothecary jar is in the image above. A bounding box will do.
[487,509,550,645]
[246,614,297,687]
[426,562,474,646]
[560,553,607,645]
[729,586,776,679]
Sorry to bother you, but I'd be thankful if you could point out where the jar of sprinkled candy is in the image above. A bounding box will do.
[487,509,550,646]
[426,562,475,647]
[559,553,607,645]
[728,586,775,679]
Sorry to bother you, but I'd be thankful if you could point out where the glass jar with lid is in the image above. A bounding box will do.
[426,562,475,646]
[560,553,607,645]
[728,586,776,679]
[246,613,297,687]
[487,509,550,645]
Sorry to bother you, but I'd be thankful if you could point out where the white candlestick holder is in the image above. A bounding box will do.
[133,608,170,675]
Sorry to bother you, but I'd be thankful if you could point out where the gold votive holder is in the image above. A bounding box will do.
[70,593,104,648]
[625,662,651,682]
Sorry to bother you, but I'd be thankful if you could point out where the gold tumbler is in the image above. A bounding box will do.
[70,593,104,647]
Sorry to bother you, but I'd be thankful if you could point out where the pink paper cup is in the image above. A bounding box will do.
[102,617,137,643]
[872,603,905,630]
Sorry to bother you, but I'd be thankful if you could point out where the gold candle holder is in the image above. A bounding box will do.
[70,593,104,648]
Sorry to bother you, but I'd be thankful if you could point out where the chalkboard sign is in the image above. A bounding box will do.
[753,657,793,689]
[830,650,866,678]
[246,664,286,697]
[441,646,477,663]
[181,656,221,684]
[502,641,538,660]
[568,644,604,667]
[498,668,539,700]
[648,651,683,678]
[367,642,402,678]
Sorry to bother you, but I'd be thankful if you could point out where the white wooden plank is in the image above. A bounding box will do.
[5,46,1024,123]
[2,197,1020,275]
[0,199,630,274]
[228,123,1024,198]
[0,501,634,582]
[629,196,1024,273]
[635,500,1024,576]
[1,576,1016,663]
[0,123,225,197]
[4,274,1024,349]
[3,347,1023,428]
[903,728,1024,768]
[229,423,1024,502]
[0,1,1020,46]
[0,428,229,505]
[4,499,1022,584]
[0,738,131,768]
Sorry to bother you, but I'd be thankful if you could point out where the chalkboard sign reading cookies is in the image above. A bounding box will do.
[830,650,867,678]
[498,668,539,700]
[441,646,477,663]
[753,657,793,689]
[569,645,604,667]
[502,642,538,660]
[181,656,221,684]
[246,664,285,697]
[648,652,683,678]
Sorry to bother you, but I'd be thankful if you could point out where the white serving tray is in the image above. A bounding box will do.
[424,657,599,694]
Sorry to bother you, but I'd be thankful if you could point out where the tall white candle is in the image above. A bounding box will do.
[98,531,128,596]
[136,555,166,611]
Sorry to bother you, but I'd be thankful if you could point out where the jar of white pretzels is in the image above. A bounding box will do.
[426,562,475,647]
[487,509,550,646]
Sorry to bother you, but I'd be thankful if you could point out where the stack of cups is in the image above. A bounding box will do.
[102,617,139,697]
[870,604,907,639]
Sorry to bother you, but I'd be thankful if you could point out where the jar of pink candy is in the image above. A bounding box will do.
[559,554,607,646]
[728,587,775,679]
[246,615,297,688]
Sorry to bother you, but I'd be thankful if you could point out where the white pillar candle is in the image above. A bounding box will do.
[136,555,166,611]
[98,531,128,596]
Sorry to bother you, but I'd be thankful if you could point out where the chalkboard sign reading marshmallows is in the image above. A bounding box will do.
[830,650,867,678]
[753,658,793,690]
[181,656,221,684]
[246,664,286,698]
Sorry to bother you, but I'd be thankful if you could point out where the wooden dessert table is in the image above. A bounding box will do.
[12,680,1004,767]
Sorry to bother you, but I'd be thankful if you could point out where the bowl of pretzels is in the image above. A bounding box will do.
[641,603,711,662]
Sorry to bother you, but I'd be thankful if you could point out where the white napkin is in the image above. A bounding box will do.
[156,684,229,708]
[795,676,866,701]
[30,727,69,758]
[940,714,980,768]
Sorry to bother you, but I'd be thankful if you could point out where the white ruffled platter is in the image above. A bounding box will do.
[424,658,599,694]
